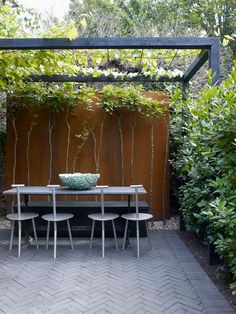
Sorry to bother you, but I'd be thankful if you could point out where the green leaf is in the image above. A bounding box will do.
[66,25,78,41]
[80,18,87,29]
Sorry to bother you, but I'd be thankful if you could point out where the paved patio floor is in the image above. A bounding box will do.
[0,230,234,314]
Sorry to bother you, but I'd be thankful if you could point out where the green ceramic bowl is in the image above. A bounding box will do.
[59,173,100,190]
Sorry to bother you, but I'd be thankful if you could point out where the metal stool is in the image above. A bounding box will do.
[88,185,119,257]
[122,185,152,258]
[7,184,39,258]
[41,185,74,259]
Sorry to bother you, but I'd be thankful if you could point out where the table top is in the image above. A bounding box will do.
[3,186,147,196]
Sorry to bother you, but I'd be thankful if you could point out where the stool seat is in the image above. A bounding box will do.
[88,213,119,221]
[44,185,74,259]
[88,185,119,257]
[7,184,39,258]
[42,213,73,222]
[7,212,39,221]
[121,213,153,221]
[122,185,152,258]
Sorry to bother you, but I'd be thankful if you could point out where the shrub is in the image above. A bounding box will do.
[170,62,236,292]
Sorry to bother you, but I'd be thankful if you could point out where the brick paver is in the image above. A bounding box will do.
[0,230,234,313]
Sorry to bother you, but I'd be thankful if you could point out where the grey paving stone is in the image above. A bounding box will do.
[0,230,234,314]
[206,308,235,314]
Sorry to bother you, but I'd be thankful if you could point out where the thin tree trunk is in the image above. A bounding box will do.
[26,125,33,186]
[116,113,124,200]
[65,106,71,173]
[48,112,55,186]
[149,118,154,213]
[162,120,169,223]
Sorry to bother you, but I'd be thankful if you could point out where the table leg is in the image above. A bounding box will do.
[124,195,131,249]
[24,194,30,244]
[128,195,131,208]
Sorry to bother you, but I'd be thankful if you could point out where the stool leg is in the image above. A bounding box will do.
[102,220,105,258]
[90,220,95,249]
[145,220,151,249]
[46,221,50,249]
[10,221,15,251]
[67,219,73,250]
[18,220,22,258]
[32,219,39,249]
[54,222,57,259]
[136,220,140,258]
[122,220,128,250]
[112,220,118,250]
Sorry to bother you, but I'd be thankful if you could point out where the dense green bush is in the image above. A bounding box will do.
[170,63,236,292]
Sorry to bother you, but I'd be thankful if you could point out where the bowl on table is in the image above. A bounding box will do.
[59,173,100,190]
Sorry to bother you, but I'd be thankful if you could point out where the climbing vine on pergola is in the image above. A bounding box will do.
[0,36,220,99]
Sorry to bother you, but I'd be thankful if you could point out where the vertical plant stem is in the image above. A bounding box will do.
[90,128,97,171]
[149,118,154,213]
[129,113,137,185]
[72,141,85,173]
[11,117,18,211]
[89,114,106,202]
[12,117,18,185]
[65,106,71,173]
[72,148,80,173]
[90,113,106,173]
[72,155,77,173]
[97,113,106,173]
[72,123,91,198]
[64,107,71,201]
[116,113,124,199]
[90,128,98,202]
[73,140,85,201]
[48,112,55,186]
[48,112,55,201]
[162,120,169,223]
[72,124,90,199]
[26,125,33,186]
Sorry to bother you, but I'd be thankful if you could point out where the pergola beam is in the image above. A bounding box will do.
[29,74,183,83]
[183,50,208,82]
[0,36,220,99]
[0,37,217,50]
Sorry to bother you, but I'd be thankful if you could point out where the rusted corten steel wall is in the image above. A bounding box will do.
[6,92,169,220]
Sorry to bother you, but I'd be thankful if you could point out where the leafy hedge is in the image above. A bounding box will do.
[170,63,236,292]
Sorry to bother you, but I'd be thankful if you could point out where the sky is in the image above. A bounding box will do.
[18,0,70,20]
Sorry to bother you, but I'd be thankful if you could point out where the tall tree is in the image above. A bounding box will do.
[68,0,133,36]
[177,0,236,58]
[68,0,236,58]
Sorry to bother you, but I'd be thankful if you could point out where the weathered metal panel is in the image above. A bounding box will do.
[6,92,169,220]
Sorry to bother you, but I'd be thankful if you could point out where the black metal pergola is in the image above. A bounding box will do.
[0,36,220,98]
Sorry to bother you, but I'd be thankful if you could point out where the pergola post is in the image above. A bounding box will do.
[182,81,190,100]
[208,38,220,85]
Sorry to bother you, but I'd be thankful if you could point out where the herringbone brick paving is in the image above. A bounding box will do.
[0,230,234,313]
